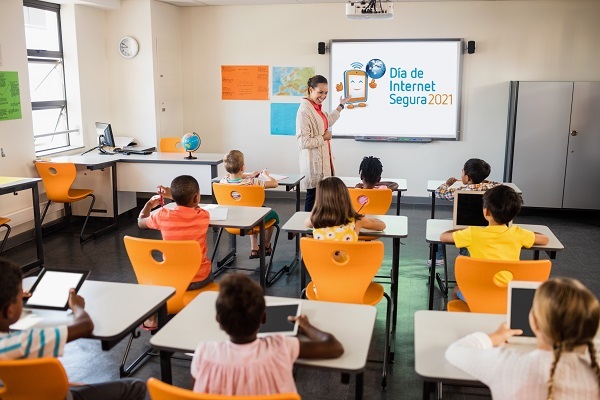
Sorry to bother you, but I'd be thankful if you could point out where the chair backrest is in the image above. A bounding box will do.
[0,358,69,400]
[300,237,384,303]
[160,138,185,152]
[35,162,77,203]
[123,236,203,314]
[147,378,301,400]
[212,183,265,207]
[455,256,552,314]
[347,188,392,215]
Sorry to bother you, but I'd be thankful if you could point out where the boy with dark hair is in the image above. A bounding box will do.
[354,156,399,190]
[0,258,146,400]
[220,150,279,259]
[434,158,498,201]
[138,175,213,329]
[440,186,549,300]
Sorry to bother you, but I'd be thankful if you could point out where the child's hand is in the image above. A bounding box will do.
[488,323,522,347]
[445,177,458,186]
[68,289,86,311]
[251,171,260,178]
[355,183,364,188]
[22,291,31,299]
[146,195,162,209]
[261,169,271,177]
[157,186,172,200]
[288,314,311,334]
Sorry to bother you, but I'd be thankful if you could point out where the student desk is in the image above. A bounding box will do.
[0,177,43,271]
[281,211,408,361]
[164,202,271,288]
[426,181,522,219]
[20,277,175,351]
[338,176,408,215]
[425,219,564,310]
[150,291,377,400]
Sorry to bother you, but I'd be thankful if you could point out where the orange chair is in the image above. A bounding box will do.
[300,237,391,389]
[448,256,552,313]
[0,358,69,400]
[147,378,301,400]
[121,236,219,376]
[347,188,392,215]
[211,183,281,286]
[0,217,11,253]
[160,138,185,153]
[35,161,96,243]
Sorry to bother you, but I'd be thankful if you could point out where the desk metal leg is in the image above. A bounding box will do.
[396,193,401,216]
[159,350,173,384]
[431,194,436,219]
[533,250,540,260]
[428,244,438,310]
[259,219,266,289]
[88,164,119,239]
[355,372,363,400]
[390,237,400,361]
[31,185,44,270]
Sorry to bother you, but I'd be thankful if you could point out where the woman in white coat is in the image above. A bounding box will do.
[296,75,350,211]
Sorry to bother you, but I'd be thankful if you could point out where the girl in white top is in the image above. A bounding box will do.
[446,277,600,400]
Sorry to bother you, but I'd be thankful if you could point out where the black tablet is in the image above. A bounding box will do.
[258,301,302,337]
[25,268,90,311]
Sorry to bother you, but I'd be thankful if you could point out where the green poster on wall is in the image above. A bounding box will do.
[0,71,22,121]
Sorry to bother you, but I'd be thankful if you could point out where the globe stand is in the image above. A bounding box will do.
[184,151,197,160]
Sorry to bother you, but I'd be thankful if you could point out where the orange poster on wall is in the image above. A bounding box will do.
[221,65,269,100]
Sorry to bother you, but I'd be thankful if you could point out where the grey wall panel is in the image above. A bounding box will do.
[563,82,600,210]
[511,82,572,208]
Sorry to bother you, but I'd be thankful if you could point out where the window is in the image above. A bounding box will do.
[23,0,74,153]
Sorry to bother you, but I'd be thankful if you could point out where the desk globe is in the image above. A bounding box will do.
[181,132,200,160]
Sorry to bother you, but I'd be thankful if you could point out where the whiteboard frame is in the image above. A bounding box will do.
[329,38,463,141]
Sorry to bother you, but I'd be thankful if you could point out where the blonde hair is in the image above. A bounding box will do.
[532,277,600,399]
[310,177,362,229]
[223,150,244,174]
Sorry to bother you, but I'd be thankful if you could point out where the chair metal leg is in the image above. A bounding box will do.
[381,292,392,390]
[0,223,11,253]
[40,200,52,224]
[80,194,96,243]
[120,329,154,377]
[266,224,292,287]
[210,227,224,263]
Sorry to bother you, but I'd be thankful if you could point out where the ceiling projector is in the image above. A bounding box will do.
[346,1,394,20]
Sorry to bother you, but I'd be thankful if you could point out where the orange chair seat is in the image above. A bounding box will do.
[182,282,219,308]
[305,281,384,306]
[225,218,277,236]
[447,300,471,312]
[0,217,10,225]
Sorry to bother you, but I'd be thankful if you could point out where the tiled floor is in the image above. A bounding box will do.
[5,196,600,399]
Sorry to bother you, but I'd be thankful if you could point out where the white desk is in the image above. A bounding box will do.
[0,177,43,272]
[337,176,408,215]
[21,277,175,351]
[425,219,564,310]
[281,211,407,361]
[150,291,377,400]
[426,180,522,219]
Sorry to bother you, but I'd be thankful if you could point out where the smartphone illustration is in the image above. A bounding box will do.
[344,69,368,103]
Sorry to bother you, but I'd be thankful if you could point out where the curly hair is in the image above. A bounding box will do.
[359,156,383,186]
[216,273,265,338]
[170,175,200,206]
[0,258,23,313]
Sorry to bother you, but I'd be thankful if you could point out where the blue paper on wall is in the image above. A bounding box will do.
[270,103,300,136]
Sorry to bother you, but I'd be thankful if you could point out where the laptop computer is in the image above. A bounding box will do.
[453,190,487,229]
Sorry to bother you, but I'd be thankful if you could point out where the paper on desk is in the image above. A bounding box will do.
[201,205,228,221]
[10,313,42,330]
[261,173,288,181]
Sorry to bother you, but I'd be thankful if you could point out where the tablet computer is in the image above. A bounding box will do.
[25,268,90,311]
[258,301,302,337]
[507,280,541,344]
[453,190,487,229]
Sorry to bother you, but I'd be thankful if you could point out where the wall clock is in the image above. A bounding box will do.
[118,36,139,59]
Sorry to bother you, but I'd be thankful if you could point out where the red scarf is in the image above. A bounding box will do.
[308,100,335,176]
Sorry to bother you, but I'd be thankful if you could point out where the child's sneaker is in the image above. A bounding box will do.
[427,258,445,267]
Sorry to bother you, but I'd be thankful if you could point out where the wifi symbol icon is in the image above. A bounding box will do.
[350,62,364,69]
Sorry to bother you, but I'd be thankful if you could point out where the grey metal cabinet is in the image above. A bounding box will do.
[504,81,600,210]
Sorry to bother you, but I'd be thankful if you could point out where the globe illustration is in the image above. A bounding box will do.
[181,132,200,159]
[366,59,386,79]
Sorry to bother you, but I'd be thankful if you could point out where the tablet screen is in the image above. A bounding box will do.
[509,287,536,337]
[26,269,89,311]
[259,303,300,336]
[454,192,487,227]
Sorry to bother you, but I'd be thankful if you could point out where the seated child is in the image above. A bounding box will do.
[190,273,344,395]
[220,150,279,259]
[138,175,212,329]
[432,158,500,265]
[445,277,600,399]
[0,258,147,400]
[440,185,549,300]
[354,156,399,190]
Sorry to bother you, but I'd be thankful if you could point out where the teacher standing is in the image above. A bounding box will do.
[296,75,350,211]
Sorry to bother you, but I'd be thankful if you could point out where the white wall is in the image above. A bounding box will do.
[180,0,600,197]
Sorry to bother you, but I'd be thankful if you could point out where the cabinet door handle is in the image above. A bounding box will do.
[570,130,578,136]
